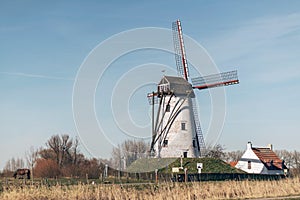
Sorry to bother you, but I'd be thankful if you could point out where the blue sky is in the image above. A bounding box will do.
[1,0,300,169]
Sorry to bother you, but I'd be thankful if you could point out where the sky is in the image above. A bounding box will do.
[1,0,300,169]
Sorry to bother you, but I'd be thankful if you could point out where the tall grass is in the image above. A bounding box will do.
[1,178,300,200]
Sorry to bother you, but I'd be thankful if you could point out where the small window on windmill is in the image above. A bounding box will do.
[166,104,170,112]
[193,139,196,148]
[181,122,186,130]
[163,139,168,147]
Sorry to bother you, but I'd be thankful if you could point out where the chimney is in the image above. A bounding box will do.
[267,144,273,150]
[247,141,252,150]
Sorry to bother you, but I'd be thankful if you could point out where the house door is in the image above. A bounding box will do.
[183,152,187,158]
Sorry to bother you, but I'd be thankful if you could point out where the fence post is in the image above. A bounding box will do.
[184,168,188,182]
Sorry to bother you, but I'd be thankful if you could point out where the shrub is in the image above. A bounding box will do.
[34,158,61,178]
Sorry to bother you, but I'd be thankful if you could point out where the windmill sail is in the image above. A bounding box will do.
[191,98,206,156]
[172,20,189,81]
[192,70,239,90]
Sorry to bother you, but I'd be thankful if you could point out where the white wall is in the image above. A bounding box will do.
[155,95,198,158]
[236,147,265,174]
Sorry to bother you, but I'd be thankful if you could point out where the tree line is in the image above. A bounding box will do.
[2,134,109,178]
[2,135,300,178]
[1,134,149,179]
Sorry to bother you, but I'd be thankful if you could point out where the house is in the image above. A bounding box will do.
[235,142,288,175]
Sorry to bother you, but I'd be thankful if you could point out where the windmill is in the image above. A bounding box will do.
[147,20,239,158]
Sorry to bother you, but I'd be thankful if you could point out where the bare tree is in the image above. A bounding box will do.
[111,140,149,169]
[274,150,300,176]
[46,134,74,167]
[205,144,225,159]
[72,137,79,165]
[16,158,24,169]
[292,150,300,175]
[60,134,72,167]
[111,144,122,169]
[3,160,12,172]
[39,148,56,160]
[223,150,244,162]
[11,158,16,171]
[25,146,38,181]
[275,150,293,169]
[47,135,61,165]
[3,157,25,173]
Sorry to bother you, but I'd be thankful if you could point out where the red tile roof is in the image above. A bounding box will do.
[229,161,238,168]
[252,147,287,170]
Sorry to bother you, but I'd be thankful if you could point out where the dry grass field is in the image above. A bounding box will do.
[1,178,300,200]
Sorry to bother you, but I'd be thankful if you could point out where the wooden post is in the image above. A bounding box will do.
[184,168,188,182]
[180,156,183,169]
[31,163,34,185]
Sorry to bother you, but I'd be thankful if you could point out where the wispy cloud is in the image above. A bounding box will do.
[0,71,74,81]
[201,12,300,86]
[257,66,300,84]
[205,12,300,64]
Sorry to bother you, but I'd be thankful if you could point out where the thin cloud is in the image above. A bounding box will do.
[205,12,300,63]
[0,71,74,81]
[202,12,300,85]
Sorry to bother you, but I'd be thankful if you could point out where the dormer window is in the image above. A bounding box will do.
[158,83,170,93]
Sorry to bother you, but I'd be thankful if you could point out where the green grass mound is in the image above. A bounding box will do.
[125,158,177,173]
[126,157,244,174]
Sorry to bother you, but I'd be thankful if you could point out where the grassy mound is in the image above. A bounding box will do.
[125,158,177,173]
[126,157,244,174]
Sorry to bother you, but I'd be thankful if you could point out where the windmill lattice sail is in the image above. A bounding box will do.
[191,98,206,156]
[172,20,189,81]
[192,70,239,90]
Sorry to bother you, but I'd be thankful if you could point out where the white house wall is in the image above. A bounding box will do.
[235,148,265,174]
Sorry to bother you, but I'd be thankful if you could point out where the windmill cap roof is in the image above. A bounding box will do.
[160,76,190,85]
[159,76,195,97]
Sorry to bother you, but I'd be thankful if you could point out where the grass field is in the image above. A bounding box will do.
[1,177,300,200]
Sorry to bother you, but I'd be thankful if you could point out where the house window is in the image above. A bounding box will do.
[163,140,168,147]
[248,161,251,169]
[181,122,186,130]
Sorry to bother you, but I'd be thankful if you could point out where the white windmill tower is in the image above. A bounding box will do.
[148,20,239,158]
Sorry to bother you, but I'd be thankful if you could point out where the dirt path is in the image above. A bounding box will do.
[250,195,300,200]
